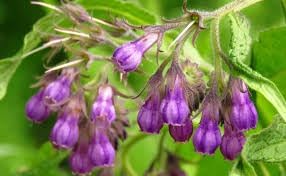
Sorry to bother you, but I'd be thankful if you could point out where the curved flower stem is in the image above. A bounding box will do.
[258,162,271,176]
[121,133,149,176]
[21,37,71,59]
[168,21,195,50]
[145,128,167,175]
[210,18,224,91]
[207,0,263,19]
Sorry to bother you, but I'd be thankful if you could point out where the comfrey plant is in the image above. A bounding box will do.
[7,0,284,175]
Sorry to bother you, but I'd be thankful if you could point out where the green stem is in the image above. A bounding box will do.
[210,18,224,91]
[121,133,149,176]
[279,163,286,176]
[145,128,167,174]
[258,162,271,176]
[281,0,286,22]
[210,0,263,18]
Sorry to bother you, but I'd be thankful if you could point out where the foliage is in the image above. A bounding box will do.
[0,0,286,175]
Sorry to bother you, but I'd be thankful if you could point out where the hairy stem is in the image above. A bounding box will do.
[209,0,263,18]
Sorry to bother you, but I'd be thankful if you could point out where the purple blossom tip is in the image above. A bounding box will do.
[113,33,159,73]
[138,92,163,134]
[220,125,245,160]
[91,85,116,122]
[192,117,221,155]
[70,138,93,174]
[50,114,79,149]
[169,118,193,142]
[88,132,115,167]
[25,89,51,123]
[230,79,258,131]
[160,76,190,126]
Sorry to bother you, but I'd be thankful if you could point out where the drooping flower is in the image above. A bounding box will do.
[88,116,116,167]
[169,118,193,142]
[138,91,163,134]
[44,68,76,104]
[25,89,51,123]
[91,85,116,122]
[69,130,93,174]
[113,32,159,73]
[88,132,115,167]
[229,78,258,131]
[160,74,190,126]
[50,93,85,149]
[193,94,221,155]
[220,124,245,160]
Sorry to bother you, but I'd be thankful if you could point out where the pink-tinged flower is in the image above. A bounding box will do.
[91,85,116,122]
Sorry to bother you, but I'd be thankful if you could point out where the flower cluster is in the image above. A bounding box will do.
[23,1,261,174]
[135,60,257,160]
[25,74,125,174]
[137,60,204,143]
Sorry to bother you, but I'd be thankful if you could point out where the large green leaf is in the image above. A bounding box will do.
[253,27,286,79]
[17,143,69,176]
[243,116,286,162]
[78,0,157,24]
[0,14,65,101]
[227,13,286,122]
[229,157,257,176]
[253,27,286,125]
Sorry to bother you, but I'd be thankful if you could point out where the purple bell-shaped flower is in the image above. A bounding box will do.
[69,132,93,174]
[50,94,84,149]
[88,116,115,167]
[25,89,51,123]
[169,118,193,142]
[88,131,115,167]
[193,96,221,155]
[44,68,76,104]
[160,75,190,126]
[113,32,159,73]
[230,78,258,131]
[220,124,245,160]
[91,85,116,122]
[138,91,163,134]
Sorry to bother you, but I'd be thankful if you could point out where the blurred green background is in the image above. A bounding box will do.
[0,0,285,175]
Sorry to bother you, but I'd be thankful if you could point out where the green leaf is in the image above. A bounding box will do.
[243,116,286,162]
[17,143,68,176]
[227,14,286,122]
[77,0,157,24]
[228,13,251,64]
[253,27,286,125]
[0,14,65,101]
[229,157,257,176]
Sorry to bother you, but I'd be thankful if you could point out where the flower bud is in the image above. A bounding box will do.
[160,75,190,126]
[230,79,258,131]
[113,33,159,72]
[25,89,51,123]
[91,85,116,122]
[138,92,163,134]
[192,98,221,154]
[69,135,93,174]
[169,118,193,142]
[50,94,84,149]
[44,68,76,104]
[88,131,115,167]
[220,125,245,160]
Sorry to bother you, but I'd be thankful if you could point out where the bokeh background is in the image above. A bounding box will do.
[0,0,285,175]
